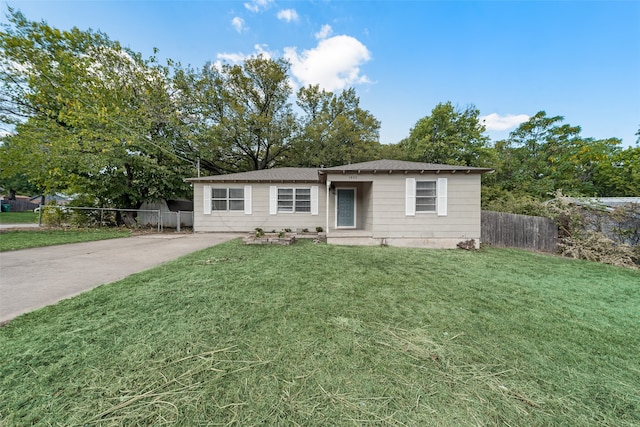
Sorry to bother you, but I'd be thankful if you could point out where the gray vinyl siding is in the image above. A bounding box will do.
[325,172,481,240]
[192,171,482,241]
[193,183,326,233]
[370,173,481,239]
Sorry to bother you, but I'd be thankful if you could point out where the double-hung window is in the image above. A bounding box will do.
[406,177,447,216]
[278,188,311,213]
[415,181,436,212]
[212,188,244,211]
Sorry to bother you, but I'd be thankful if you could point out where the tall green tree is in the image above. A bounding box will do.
[399,102,492,166]
[172,56,297,174]
[593,146,640,196]
[292,85,380,167]
[0,9,192,208]
[493,111,620,198]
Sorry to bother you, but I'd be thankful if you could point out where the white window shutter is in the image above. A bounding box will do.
[269,186,277,215]
[437,178,448,216]
[203,185,212,214]
[244,185,252,215]
[405,178,416,216]
[310,186,319,215]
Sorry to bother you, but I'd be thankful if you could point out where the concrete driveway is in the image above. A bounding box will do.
[0,233,243,324]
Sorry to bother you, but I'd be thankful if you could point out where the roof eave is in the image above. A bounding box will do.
[321,168,494,175]
[184,178,321,184]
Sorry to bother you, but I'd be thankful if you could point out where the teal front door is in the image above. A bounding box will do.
[336,188,356,228]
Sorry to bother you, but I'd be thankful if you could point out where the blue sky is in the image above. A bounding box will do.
[3,0,639,147]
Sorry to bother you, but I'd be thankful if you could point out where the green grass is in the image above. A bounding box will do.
[0,228,131,251]
[1,241,638,426]
[0,211,38,224]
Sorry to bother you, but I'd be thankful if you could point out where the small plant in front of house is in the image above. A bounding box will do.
[302,228,309,233]
[278,229,286,238]
[316,226,323,232]
[255,228,264,238]
[284,228,292,233]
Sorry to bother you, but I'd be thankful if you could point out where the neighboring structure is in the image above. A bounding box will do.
[29,194,73,206]
[185,159,493,248]
[560,197,640,212]
[560,197,640,246]
[139,199,195,229]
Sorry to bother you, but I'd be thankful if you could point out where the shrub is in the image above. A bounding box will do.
[482,192,551,217]
[547,194,639,269]
[559,231,638,269]
[41,204,70,227]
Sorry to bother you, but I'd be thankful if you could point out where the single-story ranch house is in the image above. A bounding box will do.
[186,159,494,248]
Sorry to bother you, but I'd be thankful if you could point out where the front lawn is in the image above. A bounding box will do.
[0,241,638,425]
[0,228,131,252]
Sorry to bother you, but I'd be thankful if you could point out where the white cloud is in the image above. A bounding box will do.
[216,52,247,65]
[212,44,273,69]
[284,35,371,92]
[244,0,273,13]
[277,9,299,23]
[480,113,529,131]
[315,24,333,40]
[231,17,246,33]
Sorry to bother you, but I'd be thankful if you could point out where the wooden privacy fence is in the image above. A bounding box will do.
[1,199,39,212]
[481,210,558,252]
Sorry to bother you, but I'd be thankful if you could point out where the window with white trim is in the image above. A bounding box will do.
[406,178,447,217]
[212,188,244,211]
[416,181,436,212]
[278,188,311,213]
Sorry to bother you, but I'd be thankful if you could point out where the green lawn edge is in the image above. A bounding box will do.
[0,228,132,252]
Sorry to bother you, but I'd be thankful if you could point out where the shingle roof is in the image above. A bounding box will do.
[321,159,493,173]
[185,160,494,183]
[185,167,321,183]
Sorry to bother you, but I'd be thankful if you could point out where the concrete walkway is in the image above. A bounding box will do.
[0,233,243,324]
[0,223,40,229]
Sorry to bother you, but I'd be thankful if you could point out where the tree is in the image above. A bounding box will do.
[0,171,38,198]
[593,146,640,196]
[172,56,297,174]
[493,111,620,198]
[291,85,380,167]
[0,9,193,209]
[399,102,492,167]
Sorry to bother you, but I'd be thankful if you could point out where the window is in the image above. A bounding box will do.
[212,188,244,211]
[270,186,318,215]
[278,188,311,213]
[406,178,447,217]
[416,181,436,212]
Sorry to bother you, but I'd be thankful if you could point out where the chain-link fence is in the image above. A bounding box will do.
[157,210,194,232]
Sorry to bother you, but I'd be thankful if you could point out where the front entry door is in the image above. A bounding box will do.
[336,188,356,228]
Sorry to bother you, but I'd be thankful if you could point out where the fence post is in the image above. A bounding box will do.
[177,211,181,233]
[157,210,161,233]
[38,204,42,227]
